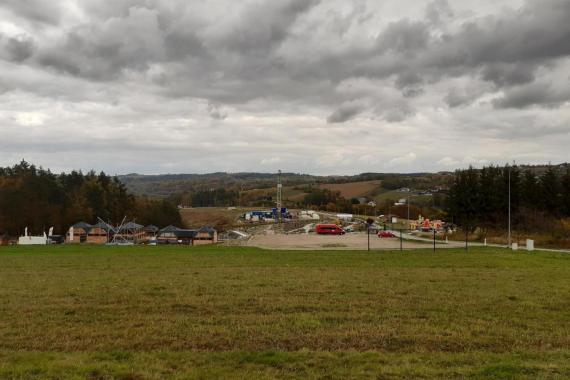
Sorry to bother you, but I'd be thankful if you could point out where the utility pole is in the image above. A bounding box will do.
[366,218,373,252]
[508,167,511,249]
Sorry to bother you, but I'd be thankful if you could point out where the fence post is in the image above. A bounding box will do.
[433,229,436,252]
[400,229,403,252]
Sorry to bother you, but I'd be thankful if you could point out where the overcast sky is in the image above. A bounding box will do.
[0,0,569,175]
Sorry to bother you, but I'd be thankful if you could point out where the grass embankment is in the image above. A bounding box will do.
[0,245,569,379]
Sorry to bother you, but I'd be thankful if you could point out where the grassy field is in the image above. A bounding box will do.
[0,245,569,379]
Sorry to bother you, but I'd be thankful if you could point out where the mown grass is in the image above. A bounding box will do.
[0,245,569,379]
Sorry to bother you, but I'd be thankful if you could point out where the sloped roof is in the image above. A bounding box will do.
[71,222,92,231]
[197,226,217,235]
[160,225,181,233]
[174,230,197,238]
[91,221,113,232]
[118,222,144,232]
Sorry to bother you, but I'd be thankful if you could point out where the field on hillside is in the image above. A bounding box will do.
[1,246,569,379]
[373,189,434,205]
[241,186,308,203]
[319,180,382,199]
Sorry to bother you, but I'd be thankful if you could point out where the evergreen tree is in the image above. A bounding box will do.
[521,169,540,209]
[540,167,561,216]
[446,167,480,232]
[561,166,570,216]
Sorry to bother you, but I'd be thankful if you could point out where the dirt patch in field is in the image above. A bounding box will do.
[318,180,382,199]
[180,207,245,230]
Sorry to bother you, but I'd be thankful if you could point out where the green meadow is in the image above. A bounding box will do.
[0,245,569,379]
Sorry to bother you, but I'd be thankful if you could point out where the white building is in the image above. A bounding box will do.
[18,227,48,245]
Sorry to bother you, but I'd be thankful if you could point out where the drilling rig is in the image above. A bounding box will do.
[276,169,283,222]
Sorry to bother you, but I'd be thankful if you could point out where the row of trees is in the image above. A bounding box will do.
[446,165,570,232]
[302,188,354,213]
[0,161,181,236]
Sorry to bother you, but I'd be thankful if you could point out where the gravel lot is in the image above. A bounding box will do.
[247,232,447,250]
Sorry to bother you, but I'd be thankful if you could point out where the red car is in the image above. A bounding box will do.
[315,224,346,235]
[378,231,396,238]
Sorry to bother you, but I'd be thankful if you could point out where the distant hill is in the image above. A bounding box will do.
[118,171,453,198]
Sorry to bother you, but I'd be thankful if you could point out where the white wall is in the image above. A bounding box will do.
[18,236,47,245]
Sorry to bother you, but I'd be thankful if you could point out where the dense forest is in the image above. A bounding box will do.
[0,161,181,236]
[446,164,570,235]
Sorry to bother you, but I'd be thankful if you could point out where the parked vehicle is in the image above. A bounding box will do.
[315,224,345,235]
[378,231,396,238]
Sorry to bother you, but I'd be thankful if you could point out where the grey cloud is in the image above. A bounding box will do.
[207,103,228,120]
[327,102,363,124]
[396,72,424,98]
[395,71,423,89]
[432,0,570,66]
[0,0,63,25]
[481,63,536,87]
[493,82,570,109]
[205,0,320,53]
[445,89,475,108]
[0,34,35,62]
[378,19,431,55]
[425,0,453,25]
[38,7,165,80]
[377,103,415,123]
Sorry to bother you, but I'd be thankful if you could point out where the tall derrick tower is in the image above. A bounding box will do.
[276,170,282,220]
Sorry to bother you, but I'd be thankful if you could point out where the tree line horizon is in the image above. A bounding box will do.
[445,164,570,237]
[0,161,181,236]
[2,160,569,238]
